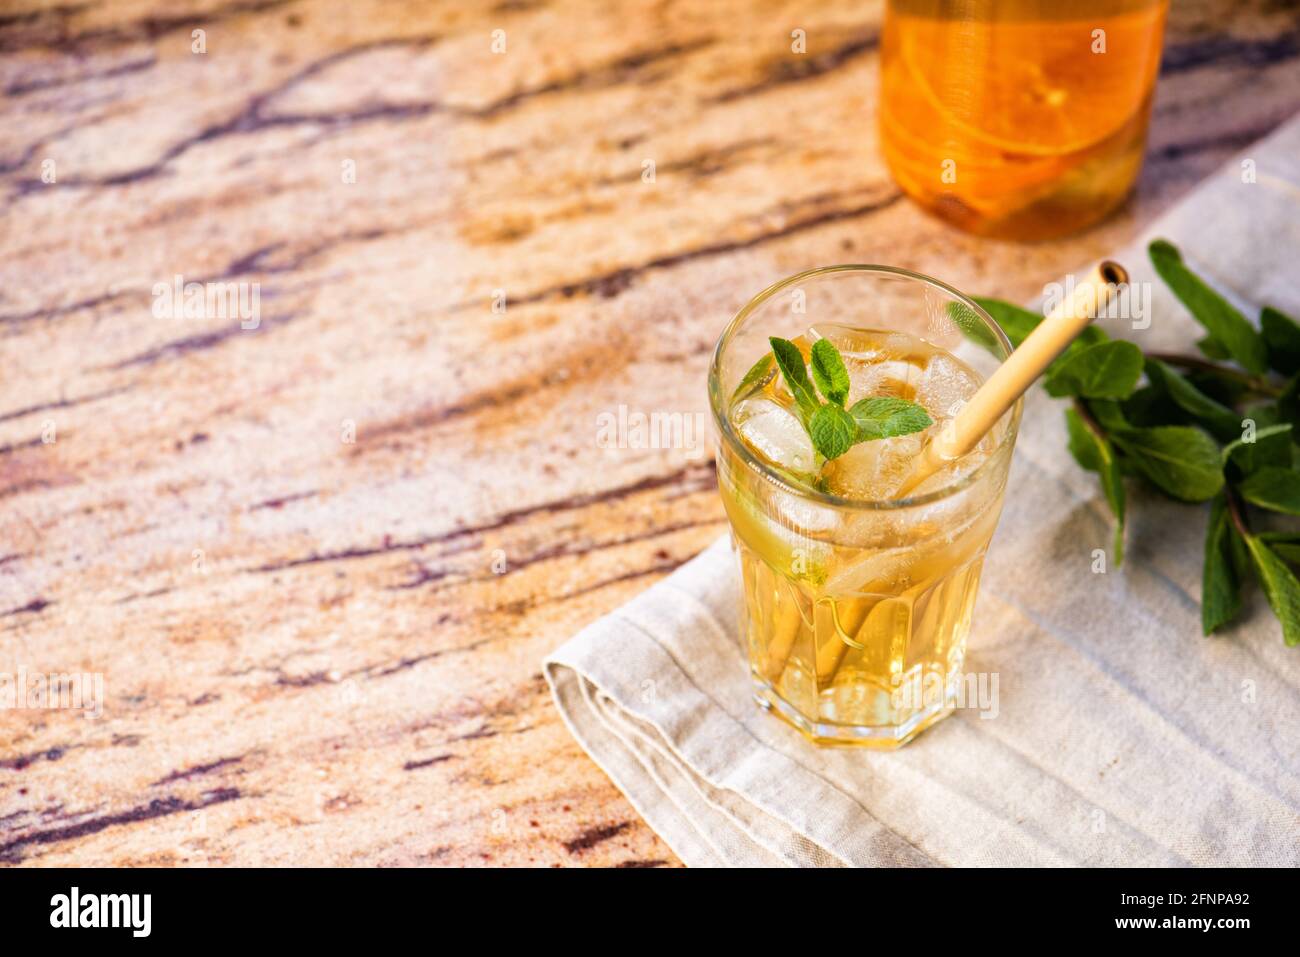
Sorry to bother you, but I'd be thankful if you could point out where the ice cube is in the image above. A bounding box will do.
[915,354,979,420]
[910,446,990,497]
[732,397,816,473]
[808,324,886,361]
[822,545,915,594]
[849,359,922,404]
[822,432,924,500]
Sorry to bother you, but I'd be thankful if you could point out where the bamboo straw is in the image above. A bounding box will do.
[895,260,1129,498]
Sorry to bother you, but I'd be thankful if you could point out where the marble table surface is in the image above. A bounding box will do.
[2,0,1298,867]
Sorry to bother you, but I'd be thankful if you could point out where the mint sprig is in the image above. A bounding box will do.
[974,237,1300,647]
[767,336,932,461]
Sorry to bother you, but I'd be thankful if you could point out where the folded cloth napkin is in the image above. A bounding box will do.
[545,115,1300,867]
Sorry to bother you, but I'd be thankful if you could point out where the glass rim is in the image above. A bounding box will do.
[708,263,1023,512]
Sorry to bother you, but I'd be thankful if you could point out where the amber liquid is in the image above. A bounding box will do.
[731,517,997,745]
[720,329,1010,746]
[879,0,1169,240]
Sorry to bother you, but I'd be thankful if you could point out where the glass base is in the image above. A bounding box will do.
[752,677,953,749]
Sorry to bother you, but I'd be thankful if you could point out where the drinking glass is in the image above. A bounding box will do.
[708,266,1021,747]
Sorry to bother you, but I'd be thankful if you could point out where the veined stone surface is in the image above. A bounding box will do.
[1,0,1298,866]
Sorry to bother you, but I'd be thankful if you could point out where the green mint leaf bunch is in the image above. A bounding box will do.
[766,336,932,462]
[974,238,1300,647]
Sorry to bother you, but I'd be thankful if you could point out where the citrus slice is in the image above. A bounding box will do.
[894,6,1166,158]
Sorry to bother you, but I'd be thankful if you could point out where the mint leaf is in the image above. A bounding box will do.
[1222,422,1292,475]
[1112,425,1224,502]
[1201,492,1243,634]
[1237,466,1300,515]
[1195,335,1231,360]
[1148,239,1268,374]
[1261,306,1300,375]
[733,352,774,400]
[1121,383,1184,427]
[769,337,821,426]
[809,403,856,459]
[1065,408,1125,563]
[810,339,850,407]
[849,397,932,442]
[1227,506,1252,583]
[1244,535,1300,646]
[1065,408,1103,472]
[1087,398,1129,432]
[1259,532,1300,564]
[1044,340,1143,399]
[1144,358,1239,439]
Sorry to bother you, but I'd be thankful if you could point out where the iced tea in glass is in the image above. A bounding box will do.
[879,0,1170,240]
[708,266,1021,747]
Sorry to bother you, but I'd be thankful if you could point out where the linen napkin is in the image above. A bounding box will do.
[545,115,1300,867]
